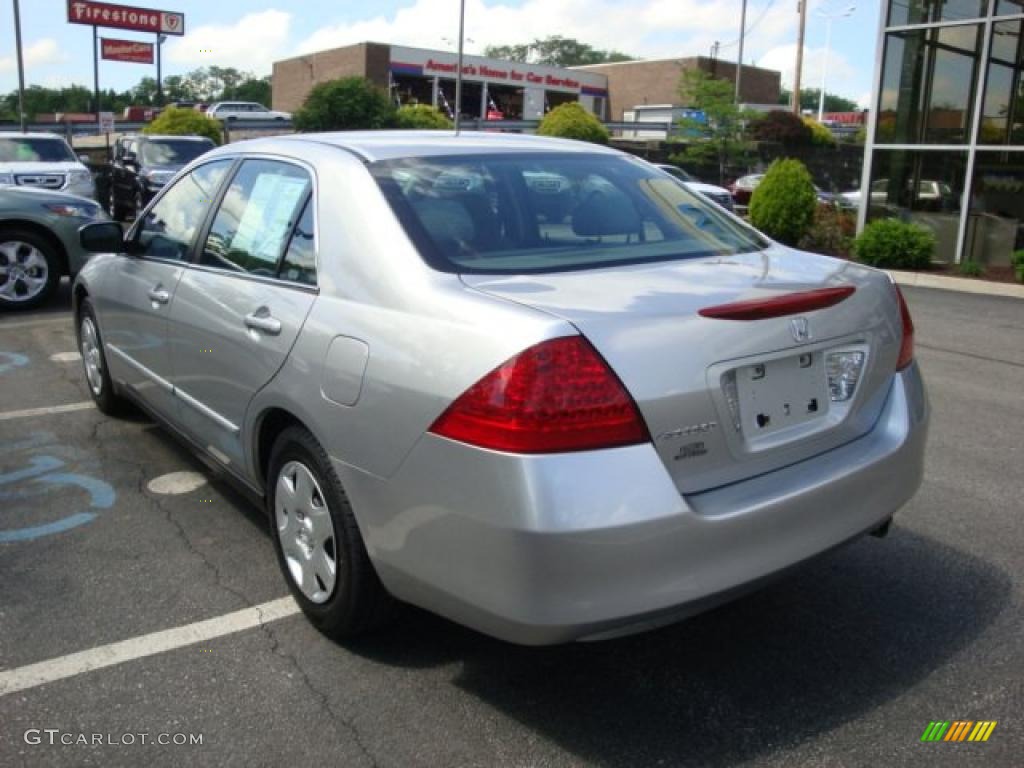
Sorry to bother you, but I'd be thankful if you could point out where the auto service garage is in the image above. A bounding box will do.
[272,42,610,120]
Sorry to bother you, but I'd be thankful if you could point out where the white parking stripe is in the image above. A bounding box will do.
[0,597,299,696]
[0,402,94,421]
[0,317,72,331]
[49,351,82,362]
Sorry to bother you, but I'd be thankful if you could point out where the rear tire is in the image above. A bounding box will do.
[0,227,62,311]
[268,426,393,640]
[77,297,129,416]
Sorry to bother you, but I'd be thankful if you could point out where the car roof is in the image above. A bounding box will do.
[215,131,622,163]
[124,134,214,142]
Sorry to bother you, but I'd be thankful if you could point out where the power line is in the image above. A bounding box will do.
[718,0,778,50]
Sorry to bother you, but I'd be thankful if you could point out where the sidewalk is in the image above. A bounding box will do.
[887,270,1024,300]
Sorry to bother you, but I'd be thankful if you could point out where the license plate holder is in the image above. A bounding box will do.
[735,352,829,437]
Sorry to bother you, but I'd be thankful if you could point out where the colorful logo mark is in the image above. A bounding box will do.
[921,721,997,742]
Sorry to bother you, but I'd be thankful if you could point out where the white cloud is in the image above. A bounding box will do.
[294,0,806,64]
[164,10,292,73]
[0,38,68,74]
[757,44,859,97]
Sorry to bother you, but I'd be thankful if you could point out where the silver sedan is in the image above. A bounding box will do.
[72,132,928,645]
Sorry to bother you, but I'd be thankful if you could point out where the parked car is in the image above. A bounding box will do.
[207,102,291,122]
[107,134,216,220]
[730,172,843,210]
[1,185,107,309]
[73,132,927,645]
[840,178,956,211]
[655,164,735,211]
[0,132,95,200]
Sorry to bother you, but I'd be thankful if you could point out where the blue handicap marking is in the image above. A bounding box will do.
[0,351,29,374]
[0,449,116,543]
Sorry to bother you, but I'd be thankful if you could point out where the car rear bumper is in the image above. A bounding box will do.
[338,363,928,645]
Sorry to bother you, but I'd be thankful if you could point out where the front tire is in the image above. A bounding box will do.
[268,426,392,640]
[0,227,61,310]
[77,297,128,416]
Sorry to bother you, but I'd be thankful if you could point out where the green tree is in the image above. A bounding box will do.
[748,158,818,246]
[802,116,836,146]
[227,76,272,105]
[750,110,814,145]
[395,104,453,129]
[675,69,757,184]
[144,106,223,144]
[484,36,633,67]
[536,102,609,144]
[293,77,396,132]
[778,87,859,113]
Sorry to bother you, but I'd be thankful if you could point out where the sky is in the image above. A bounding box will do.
[0,0,883,107]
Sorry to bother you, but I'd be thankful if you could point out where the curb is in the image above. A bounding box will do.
[887,270,1024,300]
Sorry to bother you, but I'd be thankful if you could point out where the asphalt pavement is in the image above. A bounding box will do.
[0,282,1021,768]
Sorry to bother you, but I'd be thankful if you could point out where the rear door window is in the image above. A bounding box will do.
[199,159,311,278]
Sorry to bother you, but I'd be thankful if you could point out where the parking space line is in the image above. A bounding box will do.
[0,597,299,697]
[0,402,94,422]
[0,317,72,331]
[49,351,82,362]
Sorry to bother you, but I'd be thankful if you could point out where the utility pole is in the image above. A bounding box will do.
[12,0,27,132]
[93,25,101,128]
[735,0,748,104]
[792,0,808,114]
[156,34,166,105]
[454,0,466,133]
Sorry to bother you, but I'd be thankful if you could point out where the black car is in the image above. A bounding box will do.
[107,134,215,220]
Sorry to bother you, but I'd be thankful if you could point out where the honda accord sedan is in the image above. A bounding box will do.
[72,132,928,645]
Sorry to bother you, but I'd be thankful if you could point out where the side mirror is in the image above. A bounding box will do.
[79,221,126,253]
[122,151,137,165]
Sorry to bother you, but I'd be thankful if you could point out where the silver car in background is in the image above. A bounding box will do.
[0,132,95,199]
[73,132,928,645]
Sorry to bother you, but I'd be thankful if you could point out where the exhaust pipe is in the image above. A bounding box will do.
[870,517,893,538]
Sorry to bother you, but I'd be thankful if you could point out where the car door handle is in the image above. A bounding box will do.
[147,287,171,304]
[244,312,282,335]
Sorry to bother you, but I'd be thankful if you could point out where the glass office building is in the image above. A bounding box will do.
[860,0,1024,265]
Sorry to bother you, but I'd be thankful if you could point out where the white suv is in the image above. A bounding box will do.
[206,102,291,122]
[0,133,95,199]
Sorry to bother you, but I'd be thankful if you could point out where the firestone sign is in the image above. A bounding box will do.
[102,38,155,63]
[67,1,185,36]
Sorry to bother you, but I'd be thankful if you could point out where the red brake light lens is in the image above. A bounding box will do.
[895,285,914,370]
[699,286,856,320]
[428,336,650,454]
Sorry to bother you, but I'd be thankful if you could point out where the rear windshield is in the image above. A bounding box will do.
[142,139,214,166]
[0,137,76,163]
[372,153,767,274]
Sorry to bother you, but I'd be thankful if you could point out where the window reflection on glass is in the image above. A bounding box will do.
[979,20,1024,145]
[888,0,986,27]
[964,153,1024,267]
[868,150,966,263]
[995,0,1024,17]
[877,24,982,144]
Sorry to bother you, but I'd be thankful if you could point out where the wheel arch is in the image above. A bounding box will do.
[0,219,70,276]
[254,407,315,495]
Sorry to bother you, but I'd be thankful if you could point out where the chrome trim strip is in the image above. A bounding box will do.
[107,344,173,392]
[107,343,240,435]
[174,386,241,435]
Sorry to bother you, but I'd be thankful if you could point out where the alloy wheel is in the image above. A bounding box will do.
[0,240,49,303]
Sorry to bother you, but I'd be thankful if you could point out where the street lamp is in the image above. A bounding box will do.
[817,4,856,122]
[454,0,466,133]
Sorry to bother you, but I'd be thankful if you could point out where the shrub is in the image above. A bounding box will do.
[748,158,818,245]
[751,110,813,145]
[797,204,856,257]
[537,102,609,144]
[395,104,452,130]
[144,106,222,144]
[956,260,984,277]
[1012,249,1024,283]
[853,219,935,269]
[293,77,396,132]
[802,117,836,146]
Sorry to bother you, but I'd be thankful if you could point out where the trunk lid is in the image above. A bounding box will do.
[462,247,903,494]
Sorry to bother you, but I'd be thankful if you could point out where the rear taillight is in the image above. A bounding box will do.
[428,336,650,454]
[895,285,914,370]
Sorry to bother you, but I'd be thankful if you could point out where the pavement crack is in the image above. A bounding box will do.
[260,619,381,768]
